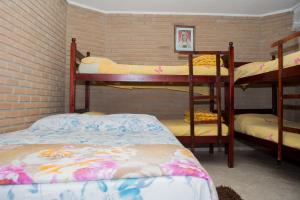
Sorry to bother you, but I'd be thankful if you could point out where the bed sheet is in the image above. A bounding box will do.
[235,114,300,150]
[234,50,300,81]
[161,119,228,136]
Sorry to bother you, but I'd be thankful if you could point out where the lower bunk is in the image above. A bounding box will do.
[234,113,300,163]
[161,119,229,150]
[86,112,230,153]
[0,113,218,200]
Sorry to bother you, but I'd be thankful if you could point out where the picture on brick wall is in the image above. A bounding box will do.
[174,25,195,52]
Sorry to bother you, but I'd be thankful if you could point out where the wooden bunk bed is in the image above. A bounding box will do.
[69,38,235,167]
[234,32,300,163]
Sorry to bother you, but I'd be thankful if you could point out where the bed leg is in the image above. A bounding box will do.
[85,81,90,112]
[209,144,214,154]
[277,160,282,165]
[69,38,76,113]
[228,42,235,168]
[224,143,228,154]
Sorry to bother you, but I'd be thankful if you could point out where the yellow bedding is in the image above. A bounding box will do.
[79,57,228,95]
[235,114,300,150]
[235,50,300,81]
[79,62,228,76]
[84,112,228,137]
[161,119,228,137]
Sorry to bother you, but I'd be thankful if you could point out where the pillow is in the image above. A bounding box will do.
[81,57,116,67]
[30,114,84,132]
[184,111,222,123]
[187,55,224,67]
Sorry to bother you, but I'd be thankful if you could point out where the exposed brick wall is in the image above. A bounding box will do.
[67,5,296,119]
[260,12,296,60]
[0,0,67,133]
[104,14,261,64]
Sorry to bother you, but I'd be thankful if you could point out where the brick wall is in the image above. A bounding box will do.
[67,5,296,119]
[0,0,67,133]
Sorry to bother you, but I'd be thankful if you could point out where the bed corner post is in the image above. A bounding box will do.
[188,53,195,153]
[228,42,235,168]
[69,38,76,113]
[85,51,91,112]
[277,43,283,164]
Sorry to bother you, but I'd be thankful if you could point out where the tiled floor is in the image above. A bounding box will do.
[195,146,300,200]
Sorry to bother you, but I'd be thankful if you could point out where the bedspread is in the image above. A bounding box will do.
[0,114,218,200]
[0,144,210,185]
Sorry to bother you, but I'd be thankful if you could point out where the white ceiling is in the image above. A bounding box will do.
[68,0,300,16]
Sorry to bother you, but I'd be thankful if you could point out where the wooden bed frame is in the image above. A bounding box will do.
[234,32,300,163]
[69,38,235,167]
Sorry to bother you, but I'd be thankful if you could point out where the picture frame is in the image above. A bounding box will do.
[174,25,195,52]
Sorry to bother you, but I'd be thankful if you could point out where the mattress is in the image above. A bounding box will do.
[0,114,218,200]
[79,63,229,76]
[234,50,300,81]
[235,114,300,150]
[161,119,228,137]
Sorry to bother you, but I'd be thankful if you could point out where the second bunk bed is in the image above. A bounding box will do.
[69,38,235,167]
[234,32,300,163]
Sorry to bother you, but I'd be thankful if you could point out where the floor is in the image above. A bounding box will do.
[195,142,300,200]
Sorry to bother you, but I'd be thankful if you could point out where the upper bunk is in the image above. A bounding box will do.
[70,38,235,85]
[235,32,300,85]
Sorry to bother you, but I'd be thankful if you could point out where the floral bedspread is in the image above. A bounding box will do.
[0,114,218,200]
[0,144,210,185]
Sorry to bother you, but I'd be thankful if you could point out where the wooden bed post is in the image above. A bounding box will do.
[228,42,235,168]
[216,53,222,146]
[85,52,91,112]
[69,38,76,113]
[277,44,283,164]
[209,84,214,112]
[271,55,277,115]
[188,53,195,153]
[272,84,278,115]
[209,83,215,153]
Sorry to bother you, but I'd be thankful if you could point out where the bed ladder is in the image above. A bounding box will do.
[273,34,300,164]
[188,53,222,152]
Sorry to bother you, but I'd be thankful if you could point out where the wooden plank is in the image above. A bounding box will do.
[193,95,216,100]
[76,74,229,83]
[235,65,300,85]
[210,84,215,112]
[277,44,283,163]
[283,94,300,99]
[216,53,222,144]
[283,126,300,134]
[283,104,300,110]
[228,42,235,168]
[179,50,229,55]
[235,109,273,114]
[177,136,229,146]
[272,84,277,115]
[69,38,76,113]
[85,81,90,112]
[271,32,300,47]
[188,54,195,152]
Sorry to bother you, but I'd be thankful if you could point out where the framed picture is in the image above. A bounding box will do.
[174,25,195,52]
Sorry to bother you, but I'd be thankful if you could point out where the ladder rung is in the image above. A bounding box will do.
[194,120,223,124]
[283,105,300,110]
[193,95,216,100]
[283,94,300,99]
[283,126,300,134]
